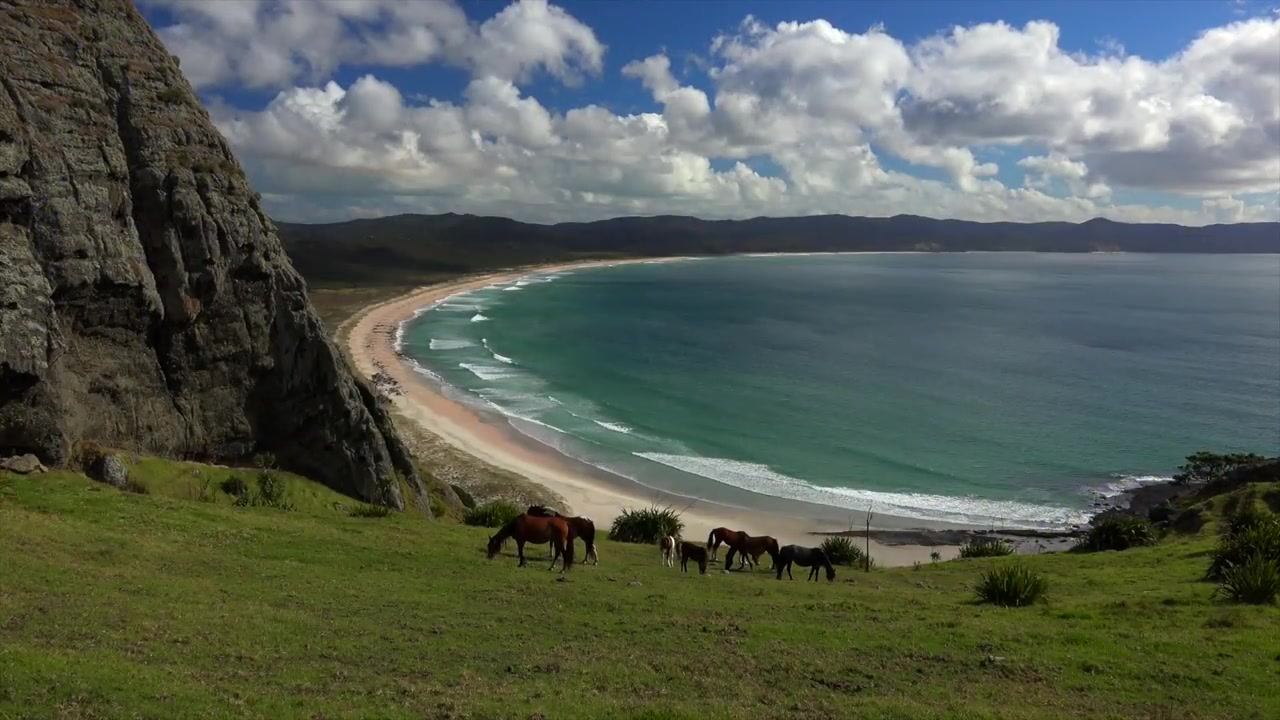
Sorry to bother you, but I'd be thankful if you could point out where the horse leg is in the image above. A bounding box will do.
[809,565,817,582]
[517,539,527,567]
[787,562,793,580]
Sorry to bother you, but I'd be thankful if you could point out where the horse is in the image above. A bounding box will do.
[706,527,748,565]
[487,514,574,572]
[729,535,780,571]
[659,535,677,567]
[776,544,835,582]
[679,541,708,574]
[550,515,599,566]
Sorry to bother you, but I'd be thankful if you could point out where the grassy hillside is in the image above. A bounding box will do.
[1,465,1277,720]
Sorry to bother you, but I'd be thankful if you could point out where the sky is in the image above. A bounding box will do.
[138,0,1280,226]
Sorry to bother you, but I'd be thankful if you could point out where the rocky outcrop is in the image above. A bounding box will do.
[0,0,427,511]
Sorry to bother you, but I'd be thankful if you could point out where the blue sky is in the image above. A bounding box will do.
[140,0,1280,224]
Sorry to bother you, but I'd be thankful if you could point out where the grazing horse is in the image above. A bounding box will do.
[729,535,780,571]
[680,541,709,575]
[706,527,749,565]
[551,515,599,566]
[487,514,574,572]
[659,535,677,567]
[776,545,835,582]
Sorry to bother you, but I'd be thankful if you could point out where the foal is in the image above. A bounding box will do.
[659,535,677,567]
[679,541,708,575]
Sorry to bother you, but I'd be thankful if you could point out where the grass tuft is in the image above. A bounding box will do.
[463,500,522,528]
[820,536,865,567]
[975,562,1049,607]
[1208,517,1280,581]
[959,538,1015,558]
[608,505,683,544]
[1214,555,1280,605]
[1076,516,1158,552]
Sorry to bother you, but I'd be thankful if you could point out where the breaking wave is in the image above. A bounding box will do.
[634,453,1093,528]
[429,338,473,350]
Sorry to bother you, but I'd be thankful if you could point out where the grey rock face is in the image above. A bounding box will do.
[0,454,47,474]
[91,453,129,488]
[0,0,426,511]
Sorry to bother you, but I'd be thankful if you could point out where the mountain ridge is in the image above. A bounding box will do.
[276,212,1280,285]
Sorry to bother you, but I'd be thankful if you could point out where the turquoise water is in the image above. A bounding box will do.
[400,254,1280,529]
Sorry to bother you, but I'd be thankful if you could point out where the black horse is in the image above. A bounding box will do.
[776,545,835,582]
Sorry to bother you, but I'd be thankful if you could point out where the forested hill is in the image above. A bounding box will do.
[275,213,1280,285]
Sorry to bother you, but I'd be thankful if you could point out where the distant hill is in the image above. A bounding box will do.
[275,213,1280,286]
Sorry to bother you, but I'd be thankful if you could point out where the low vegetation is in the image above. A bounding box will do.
[958,537,1015,558]
[1214,555,1280,605]
[820,536,867,568]
[349,503,394,518]
[974,562,1050,607]
[1075,516,1158,552]
[607,504,684,544]
[3,457,1279,719]
[463,499,522,528]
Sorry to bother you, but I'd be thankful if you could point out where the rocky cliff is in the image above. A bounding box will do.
[0,0,427,510]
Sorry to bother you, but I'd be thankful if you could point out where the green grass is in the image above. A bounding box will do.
[2,466,1279,720]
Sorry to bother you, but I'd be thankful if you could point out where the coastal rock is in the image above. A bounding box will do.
[0,454,47,474]
[0,0,428,511]
[91,454,129,489]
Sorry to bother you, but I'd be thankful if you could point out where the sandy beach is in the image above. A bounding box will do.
[346,259,979,567]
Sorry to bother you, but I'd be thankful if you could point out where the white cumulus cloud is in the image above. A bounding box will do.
[149,1,1280,225]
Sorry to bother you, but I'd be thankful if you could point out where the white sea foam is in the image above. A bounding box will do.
[429,338,473,350]
[593,420,634,435]
[458,363,514,382]
[437,302,481,312]
[503,286,522,292]
[492,352,515,364]
[470,313,489,323]
[1092,474,1173,499]
[634,452,1093,528]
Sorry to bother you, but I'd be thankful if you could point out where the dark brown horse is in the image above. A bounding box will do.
[487,514,574,572]
[528,506,598,566]
[731,535,780,571]
[706,527,748,565]
[551,516,599,566]
[680,541,708,574]
[776,544,835,582]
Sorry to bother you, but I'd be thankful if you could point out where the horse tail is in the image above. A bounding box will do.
[706,528,716,550]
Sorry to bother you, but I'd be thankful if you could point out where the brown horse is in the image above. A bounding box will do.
[487,514,574,572]
[706,527,748,565]
[550,516,599,566]
[730,535,781,571]
[680,541,708,574]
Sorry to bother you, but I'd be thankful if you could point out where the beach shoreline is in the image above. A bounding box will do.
[345,259,1084,565]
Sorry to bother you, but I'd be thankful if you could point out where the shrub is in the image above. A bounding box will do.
[975,562,1049,607]
[1225,504,1271,537]
[959,538,1015,558]
[464,500,522,528]
[157,85,186,105]
[1076,516,1158,552]
[1208,517,1280,580]
[1214,555,1280,605]
[350,503,393,519]
[608,505,684,544]
[252,452,277,470]
[254,471,294,511]
[220,475,250,505]
[930,551,942,563]
[820,536,866,567]
[123,479,150,495]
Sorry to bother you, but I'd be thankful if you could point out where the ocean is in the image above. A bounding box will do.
[399,253,1280,529]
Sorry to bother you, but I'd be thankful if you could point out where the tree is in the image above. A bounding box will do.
[1173,451,1266,486]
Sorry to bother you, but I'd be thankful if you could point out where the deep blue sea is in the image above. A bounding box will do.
[400,254,1280,529]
